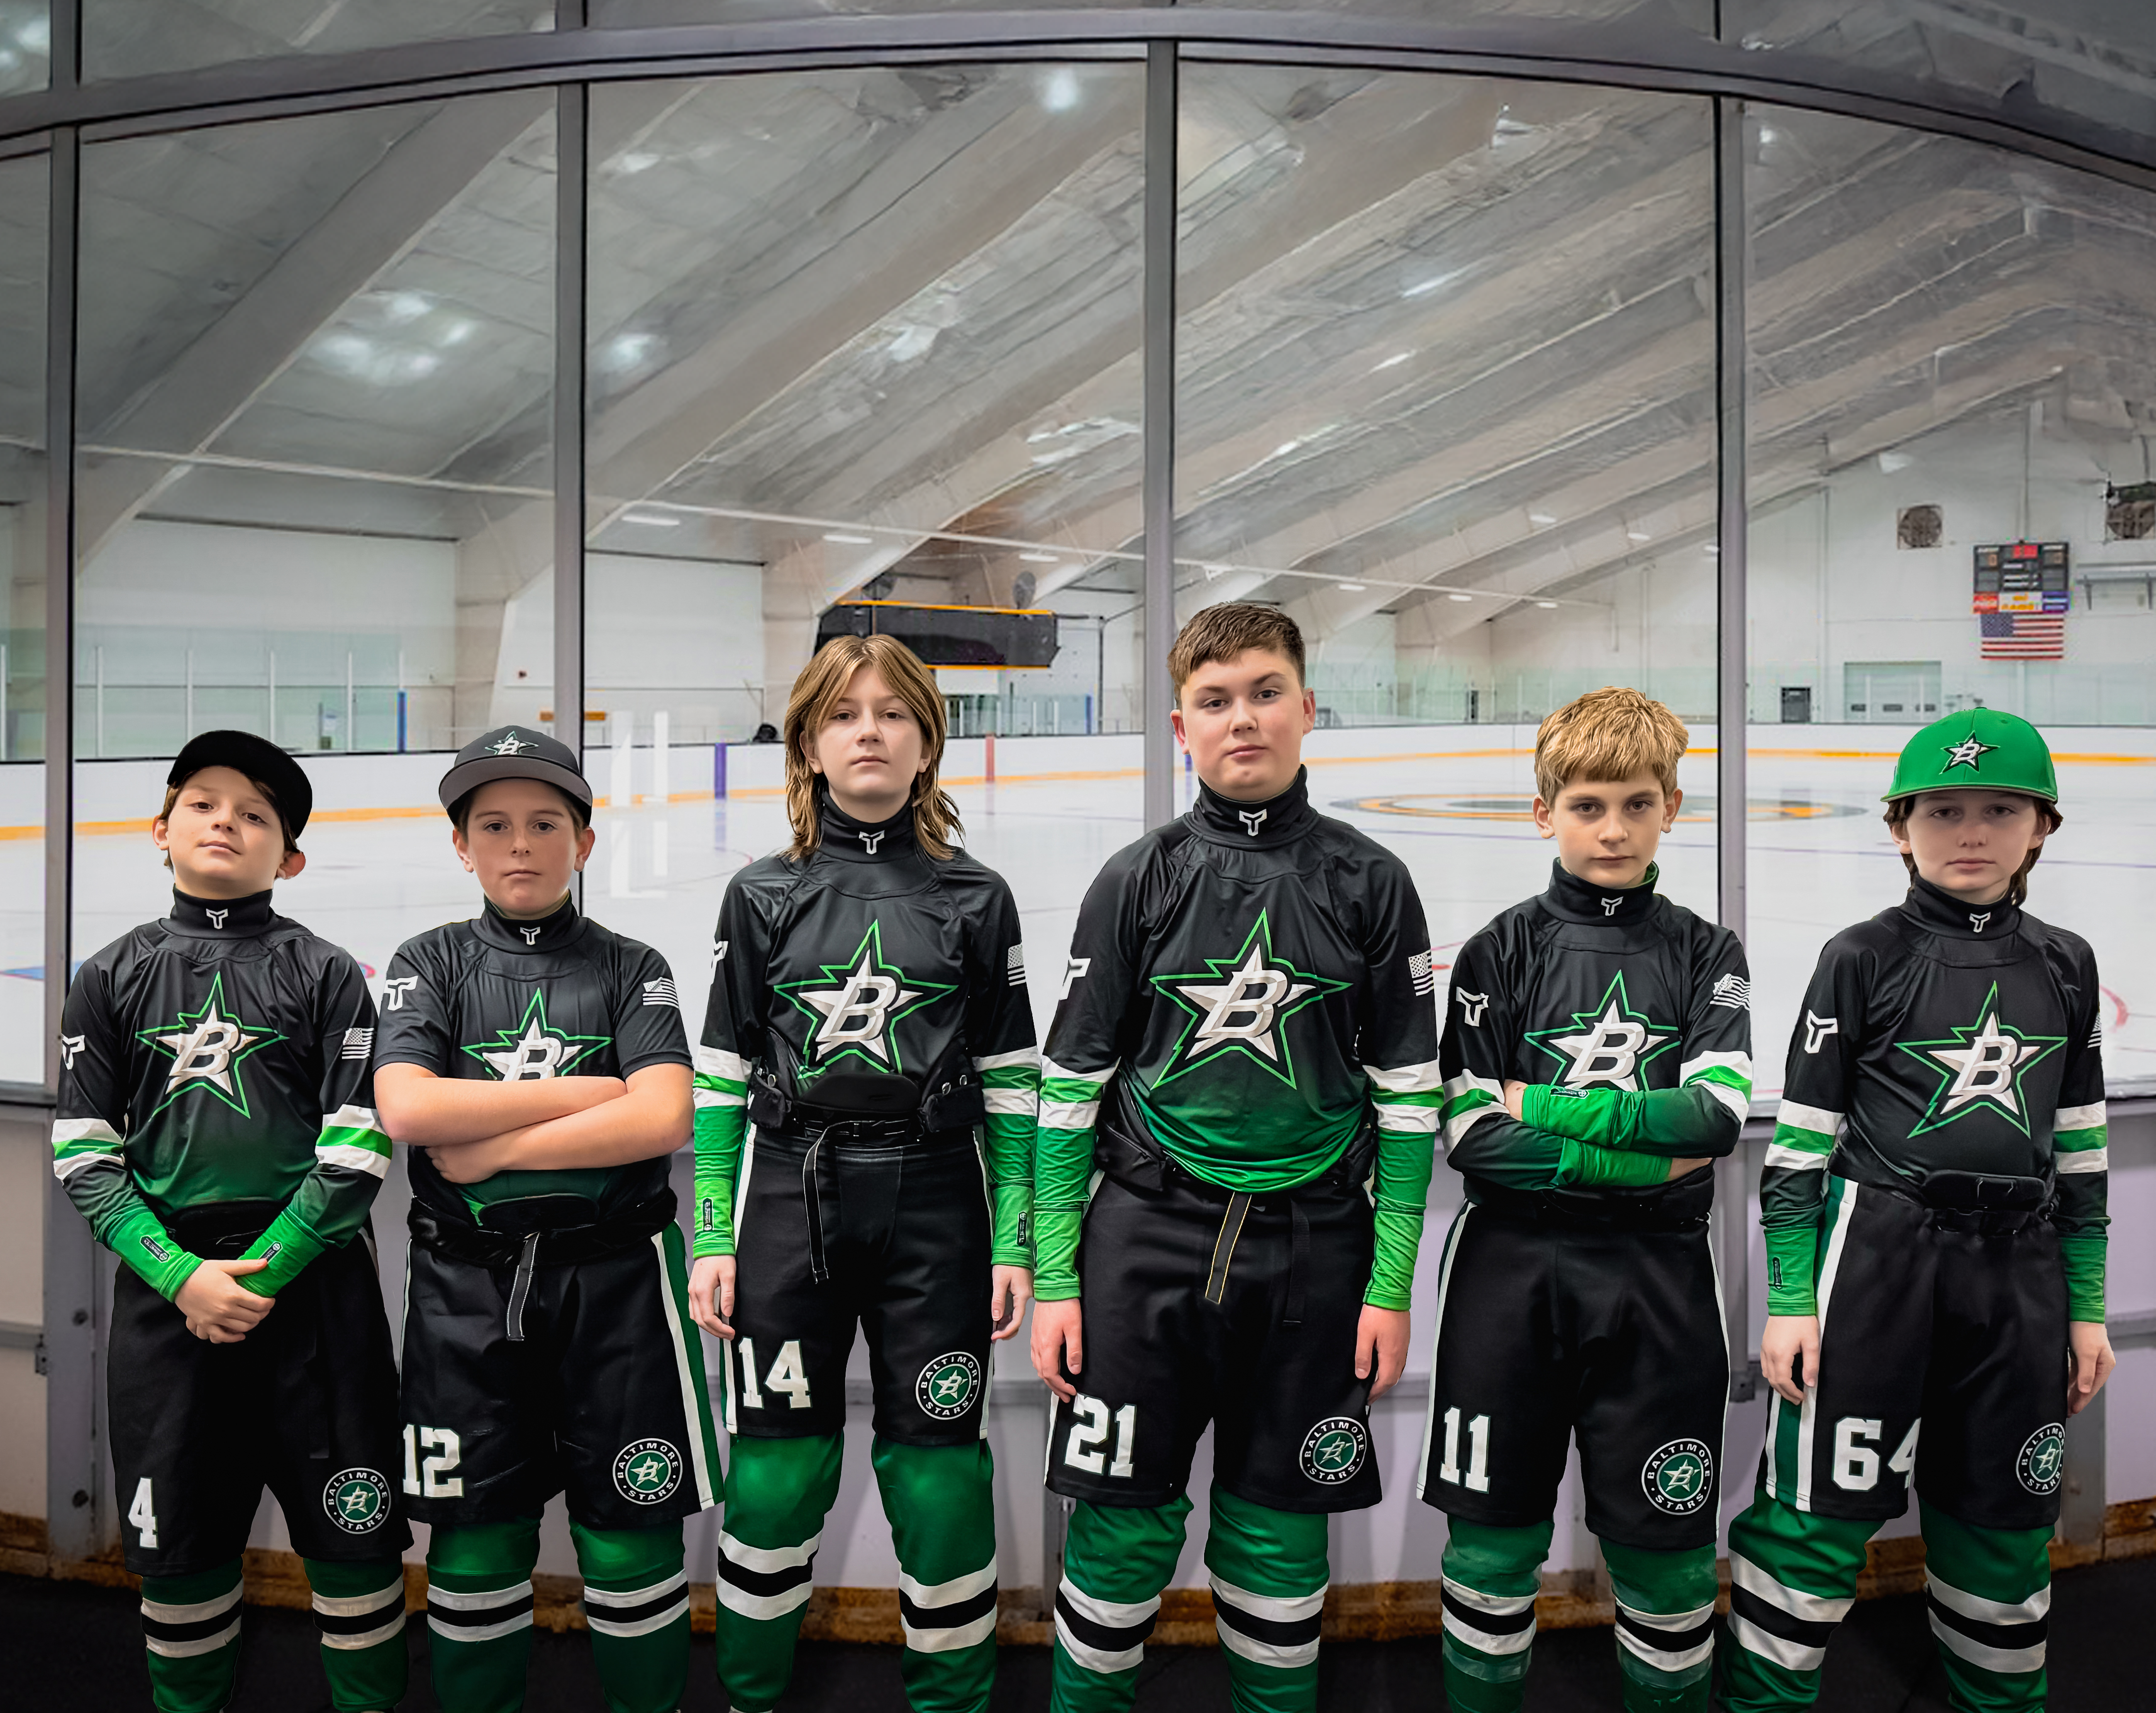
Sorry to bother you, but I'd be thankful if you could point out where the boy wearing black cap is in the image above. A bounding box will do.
[373,726,717,1713]
[54,731,409,1713]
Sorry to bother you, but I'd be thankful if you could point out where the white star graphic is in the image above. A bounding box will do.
[1176,943,1313,1065]
[799,947,921,1066]
[1942,736,1995,771]
[1545,999,1674,1090]
[155,999,271,1097]
[488,731,533,756]
[1927,1008,2043,1117]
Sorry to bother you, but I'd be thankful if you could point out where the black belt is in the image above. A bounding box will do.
[758,1120,973,1285]
[1470,1170,1714,1235]
[409,1190,677,1342]
[167,1199,286,1260]
[1830,1150,2054,1232]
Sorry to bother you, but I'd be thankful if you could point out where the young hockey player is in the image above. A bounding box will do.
[686,634,1036,1713]
[1721,708,2112,1713]
[373,726,718,1713]
[1029,602,1442,1713]
[1423,687,1750,1713]
[54,731,407,1713]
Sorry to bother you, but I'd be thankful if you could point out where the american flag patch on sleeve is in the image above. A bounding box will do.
[643,979,681,1009]
[340,1028,374,1060]
[1710,975,1751,1011]
[1006,944,1027,988]
[1408,949,1436,997]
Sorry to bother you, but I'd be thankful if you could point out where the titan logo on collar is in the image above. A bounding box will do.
[859,830,885,855]
[520,925,543,945]
[1601,897,1623,916]
[1969,911,1991,934]
[1237,808,1267,838]
[206,908,230,930]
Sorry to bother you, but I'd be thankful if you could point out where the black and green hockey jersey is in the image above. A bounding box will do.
[374,896,691,1221]
[1762,874,2108,1320]
[54,888,390,1301]
[1438,861,1752,1207]
[693,792,1039,1266]
[1035,769,1442,1311]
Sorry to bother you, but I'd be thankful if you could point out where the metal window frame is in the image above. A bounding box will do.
[19,0,2146,1581]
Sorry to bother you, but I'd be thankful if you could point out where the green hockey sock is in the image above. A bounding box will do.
[1719,1485,1874,1711]
[1204,1485,1330,1713]
[305,1558,409,1713]
[1917,1499,2051,1713]
[139,1560,244,1713]
[1049,1495,1194,1713]
[1437,1517,1551,1713]
[427,1517,543,1713]
[1600,1540,1717,1711]
[873,1437,1001,1713]
[572,1521,689,1713]
[715,1433,845,1713]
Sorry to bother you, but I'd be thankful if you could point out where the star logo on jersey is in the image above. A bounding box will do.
[1299,1416,1368,1485]
[321,1467,391,1535]
[777,921,955,1077]
[1525,972,1679,1091]
[488,731,534,756]
[2016,1423,2065,1496]
[1894,981,2064,1136]
[916,1352,983,1421]
[1942,735,1995,772]
[612,1438,683,1505]
[1642,1439,1714,1515]
[1150,913,1349,1089]
[136,972,287,1118]
[459,988,612,1081]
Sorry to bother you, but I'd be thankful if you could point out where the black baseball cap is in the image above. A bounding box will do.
[438,724,594,817]
[167,730,313,840]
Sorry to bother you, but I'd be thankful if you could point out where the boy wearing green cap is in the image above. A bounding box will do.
[1720,709,2113,1713]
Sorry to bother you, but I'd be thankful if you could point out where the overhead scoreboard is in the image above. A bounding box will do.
[1972,541,2069,613]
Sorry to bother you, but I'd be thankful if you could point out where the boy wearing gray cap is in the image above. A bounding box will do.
[373,726,718,1713]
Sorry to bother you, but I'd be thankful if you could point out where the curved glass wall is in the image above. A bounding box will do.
[0,146,43,1083]
[84,1,554,81]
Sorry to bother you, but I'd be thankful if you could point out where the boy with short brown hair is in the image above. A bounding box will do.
[1421,685,1750,1713]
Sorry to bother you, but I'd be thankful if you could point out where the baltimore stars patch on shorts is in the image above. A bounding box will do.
[399,1220,719,1528]
[1046,1173,1381,1514]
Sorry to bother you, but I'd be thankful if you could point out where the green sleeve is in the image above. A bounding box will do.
[56,1140,204,1300]
[1363,1061,1441,1310]
[691,1046,749,1259]
[1759,1106,1838,1316]
[1554,1139,1672,1189]
[1439,1074,1567,1189]
[1032,1060,1111,1301]
[2059,1233,2106,1324]
[1521,1073,1747,1157]
[977,1048,1040,1267]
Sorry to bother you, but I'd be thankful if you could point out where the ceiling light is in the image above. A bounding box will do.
[823,533,874,546]
[1370,352,1413,372]
[1201,563,1230,578]
[1018,551,1060,564]
[1448,592,1474,603]
[602,332,657,372]
[888,325,937,362]
[1041,67,1082,113]
[1273,440,1301,459]
[614,150,662,175]
[1758,126,1780,146]
[1336,582,1367,592]
[1703,544,1720,556]
[622,512,681,528]
[1536,600,1559,609]
[384,291,433,324]
[435,318,477,347]
[1627,530,1651,542]
[16,16,52,51]
[1529,512,1556,526]
[1877,450,1913,474]
[1402,270,1461,300]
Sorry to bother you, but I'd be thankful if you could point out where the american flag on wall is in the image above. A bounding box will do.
[1979,612,2065,660]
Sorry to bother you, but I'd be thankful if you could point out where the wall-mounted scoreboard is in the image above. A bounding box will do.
[1972,541,2069,613]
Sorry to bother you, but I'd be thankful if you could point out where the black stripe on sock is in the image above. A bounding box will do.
[585,1587,688,1629]
[1054,1588,1156,1655]
[1729,1584,1837,1651]
[315,1601,404,1638]
[1212,1593,1323,1651]
[902,1583,999,1635]
[717,1554,815,1602]
[1614,1607,1715,1656]
[141,1609,239,1647]
[1926,1593,2047,1655]
[1441,1587,1535,1638]
[426,1591,535,1631]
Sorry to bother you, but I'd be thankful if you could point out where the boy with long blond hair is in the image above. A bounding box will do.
[1422,686,1751,1713]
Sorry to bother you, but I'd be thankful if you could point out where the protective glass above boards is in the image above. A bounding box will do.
[0,0,47,96]
[590,0,1101,19]
[82,0,553,82]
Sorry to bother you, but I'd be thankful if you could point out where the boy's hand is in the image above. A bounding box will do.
[990,1265,1033,1342]
[1761,1313,1820,1405]
[688,1255,736,1339]
[2069,1321,2115,1416]
[1667,1157,1711,1180]
[1356,1305,1411,1399]
[1504,1080,1528,1119]
[176,1259,275,1343]
[1031,1299,1083,1401]
[426,1134,524,1183]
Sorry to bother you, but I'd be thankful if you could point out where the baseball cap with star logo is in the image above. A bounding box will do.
[438,724,594,817]
[1882,708,2058,805]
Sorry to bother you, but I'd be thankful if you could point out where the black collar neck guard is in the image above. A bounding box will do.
[1191,768,1315,846]
[169,888,275,937]
[476,892,581,951]
[818,791,916,862]
[1903,873,2020,939]
[1543,859,1660,925]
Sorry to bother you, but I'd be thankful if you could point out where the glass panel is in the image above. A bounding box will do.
[84,0,552,82]
[0,2,49,96]
[1745,104,2156,1094]
[593,1,1097,20]
[74,92,554,988]
[0,148,44,1085]
[1184,0,1712,24]
[1176,63,1720,942]
[584,61,1146,1029]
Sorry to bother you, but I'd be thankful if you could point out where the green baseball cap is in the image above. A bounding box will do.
[1883,708,2058,804]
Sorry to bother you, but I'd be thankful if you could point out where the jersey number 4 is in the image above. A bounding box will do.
[402,1425,465,1498]
[130,1477,159,1548]
[1062,1396,1137,1478]
[737,1338,813,1411]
